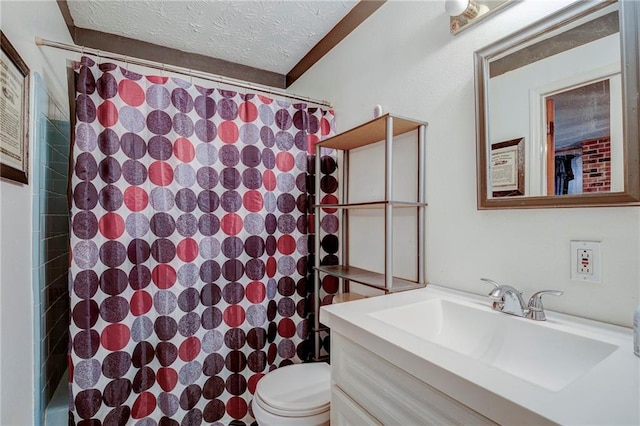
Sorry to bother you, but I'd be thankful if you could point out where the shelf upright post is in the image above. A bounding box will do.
[341,150,350,294]
[384,116,394,292]
[314,142,322,361]
[418,124,427,285]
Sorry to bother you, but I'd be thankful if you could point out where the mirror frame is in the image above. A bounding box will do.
[475,0,640,209]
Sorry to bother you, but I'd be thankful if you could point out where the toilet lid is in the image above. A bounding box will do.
[255,363,331,416]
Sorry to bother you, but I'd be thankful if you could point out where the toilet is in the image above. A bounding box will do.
[251,362,331,426]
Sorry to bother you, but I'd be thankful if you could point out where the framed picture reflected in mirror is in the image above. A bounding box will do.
[490,137,524,197]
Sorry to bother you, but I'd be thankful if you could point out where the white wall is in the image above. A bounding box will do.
[0,1,74,424]
[290,0,640,327]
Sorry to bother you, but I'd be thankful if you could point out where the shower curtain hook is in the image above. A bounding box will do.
[96,50,101,65]
[189,69,193,85]
[124,55,129,70]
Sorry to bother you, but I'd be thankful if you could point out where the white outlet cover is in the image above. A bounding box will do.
[570,241,602,283]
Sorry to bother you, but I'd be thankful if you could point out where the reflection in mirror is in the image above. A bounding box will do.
[488,3,620,198]
[475,0,640,208]
[547,79,614,196]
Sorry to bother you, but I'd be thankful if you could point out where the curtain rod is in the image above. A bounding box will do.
[35,37,333,108]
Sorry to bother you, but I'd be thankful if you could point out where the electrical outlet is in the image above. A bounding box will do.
[577,249,593,274]
[571,241,601,283]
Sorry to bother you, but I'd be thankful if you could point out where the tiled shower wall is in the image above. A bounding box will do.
[32,73,71,421]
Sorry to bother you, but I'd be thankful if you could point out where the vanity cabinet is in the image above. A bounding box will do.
[331,386,382,425]
[330,332,497,426]
[321,285,638,425]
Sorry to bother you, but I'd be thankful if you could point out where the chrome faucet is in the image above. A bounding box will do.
[480,278,563,321]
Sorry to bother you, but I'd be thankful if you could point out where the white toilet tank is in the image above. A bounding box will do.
[251,363,331,426]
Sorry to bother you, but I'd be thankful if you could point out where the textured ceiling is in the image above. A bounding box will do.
[66,0,358,75]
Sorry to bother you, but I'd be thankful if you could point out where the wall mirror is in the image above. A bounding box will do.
[475,0,639,209]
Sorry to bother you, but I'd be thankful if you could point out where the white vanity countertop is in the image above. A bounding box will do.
[320,285,640,426]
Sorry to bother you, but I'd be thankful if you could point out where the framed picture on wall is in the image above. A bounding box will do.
[1,31,30,184]
[490,137,524,197]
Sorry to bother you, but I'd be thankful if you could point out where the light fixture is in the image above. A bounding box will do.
[445,0,497,34]
[445,0,481,19]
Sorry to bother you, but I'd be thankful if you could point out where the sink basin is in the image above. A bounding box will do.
[368,298,618,391]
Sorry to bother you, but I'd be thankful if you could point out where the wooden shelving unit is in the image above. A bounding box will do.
[313,113,428,360]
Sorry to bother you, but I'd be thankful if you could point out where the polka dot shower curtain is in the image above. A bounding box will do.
[69,56,337,425]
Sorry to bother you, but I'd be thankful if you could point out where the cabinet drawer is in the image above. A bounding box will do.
[332,385,382,426]
[332,333,497,425]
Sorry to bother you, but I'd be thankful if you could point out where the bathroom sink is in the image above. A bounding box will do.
[368,298,618,391]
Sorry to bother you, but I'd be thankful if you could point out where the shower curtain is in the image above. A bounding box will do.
[68,56,337,425]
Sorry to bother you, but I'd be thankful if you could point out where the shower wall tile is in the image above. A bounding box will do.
[32,73,71,422]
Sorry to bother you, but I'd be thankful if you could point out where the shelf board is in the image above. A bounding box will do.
[314,201,427,209]
[313,324,330,333]
[312,355,330,363]
[315,265,426,293]
[317,113,428,150]
[333,292,367,303]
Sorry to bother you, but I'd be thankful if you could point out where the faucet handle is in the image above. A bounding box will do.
[481,278,510,300]
[481,278,509,311]
[480,278,501,289]
[527,290,563,321]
